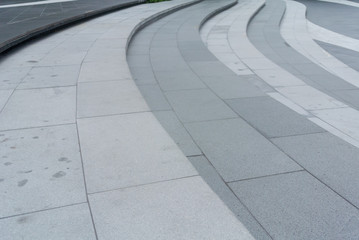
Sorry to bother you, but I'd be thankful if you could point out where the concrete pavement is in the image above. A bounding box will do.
[1,0,359,239]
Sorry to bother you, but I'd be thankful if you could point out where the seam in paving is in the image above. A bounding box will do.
[268,130,328,140]
[87,174,200,196]
[76,110,152,120]
[75,48,99,239]
[270,137,359,211]
[226,169,306,184]
[0,122,76,133]
[199,153,275,240]
[211,0,359,150]
[0,201,87,221]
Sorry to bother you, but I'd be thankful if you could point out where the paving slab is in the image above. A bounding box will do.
[316,41,359,72]
[165,89,237,123]
[77,80,149,118]
[78,61,132,82]
[137,84,172,111]
[77,112,197,193]
[129,66,157,85]
[0,90,13,110]
[185,118,301,182]
[0,67,31,90]
[300,0,359,39]
[229,171,359,240]
[154,70,206,91]
[89,176,254,240]
[334,89,359,108]
[153,111,202,156]
[272,132,359,208]
[0,125,86,218]
[188,156,272,240]
[201,75,265,99]
[0,203,96,240]
[0,87,76,131]
[227,96,325,138]
[18,65,80,89]
[276,85,347,111]
[188,61,235,77]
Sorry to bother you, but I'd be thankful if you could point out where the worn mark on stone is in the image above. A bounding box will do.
[58,157,68,162]
[4,162,12,166]
[32,136,39,139]
[0,178,4,183]
[18,179,28,187]
[17,216,29,224]
[58,157,71,163]
[53,171,66,178]
[18,170,32,174]
[1,138,9,143]
[10,146,16,149]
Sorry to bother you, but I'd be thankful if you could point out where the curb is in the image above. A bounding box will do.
[126,0,204,50]
[0,0,145,54]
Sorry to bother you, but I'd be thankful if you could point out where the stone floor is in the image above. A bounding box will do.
[1,0,359,239]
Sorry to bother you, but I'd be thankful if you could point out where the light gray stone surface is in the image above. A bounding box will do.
[185,118,302,182]
[0,204,96,240]
[229,171,359,240]
[78,61,132,82]
[227,96,325,138]
[137,84,172,111]
[129,66,158,86]
[0,67,31,90]
[77,80,149,118]
[165,89,237,123]
[153,111,202,156]
[0,89,12,110]
[0,0,259,239]
[0,87,76,131]
[18,65,80,89]
[40,51,87,66]
[77,112,197,193]
[0,125,86,218]
[272,132,359,208]
[89,176,254,240]
[188,156,272,240]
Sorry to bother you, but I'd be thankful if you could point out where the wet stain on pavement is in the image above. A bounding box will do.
[18,170,32,174]
[18,179,28,187]
[53,171,66,178]
[17,216,29,224]
[58,157,71,163]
